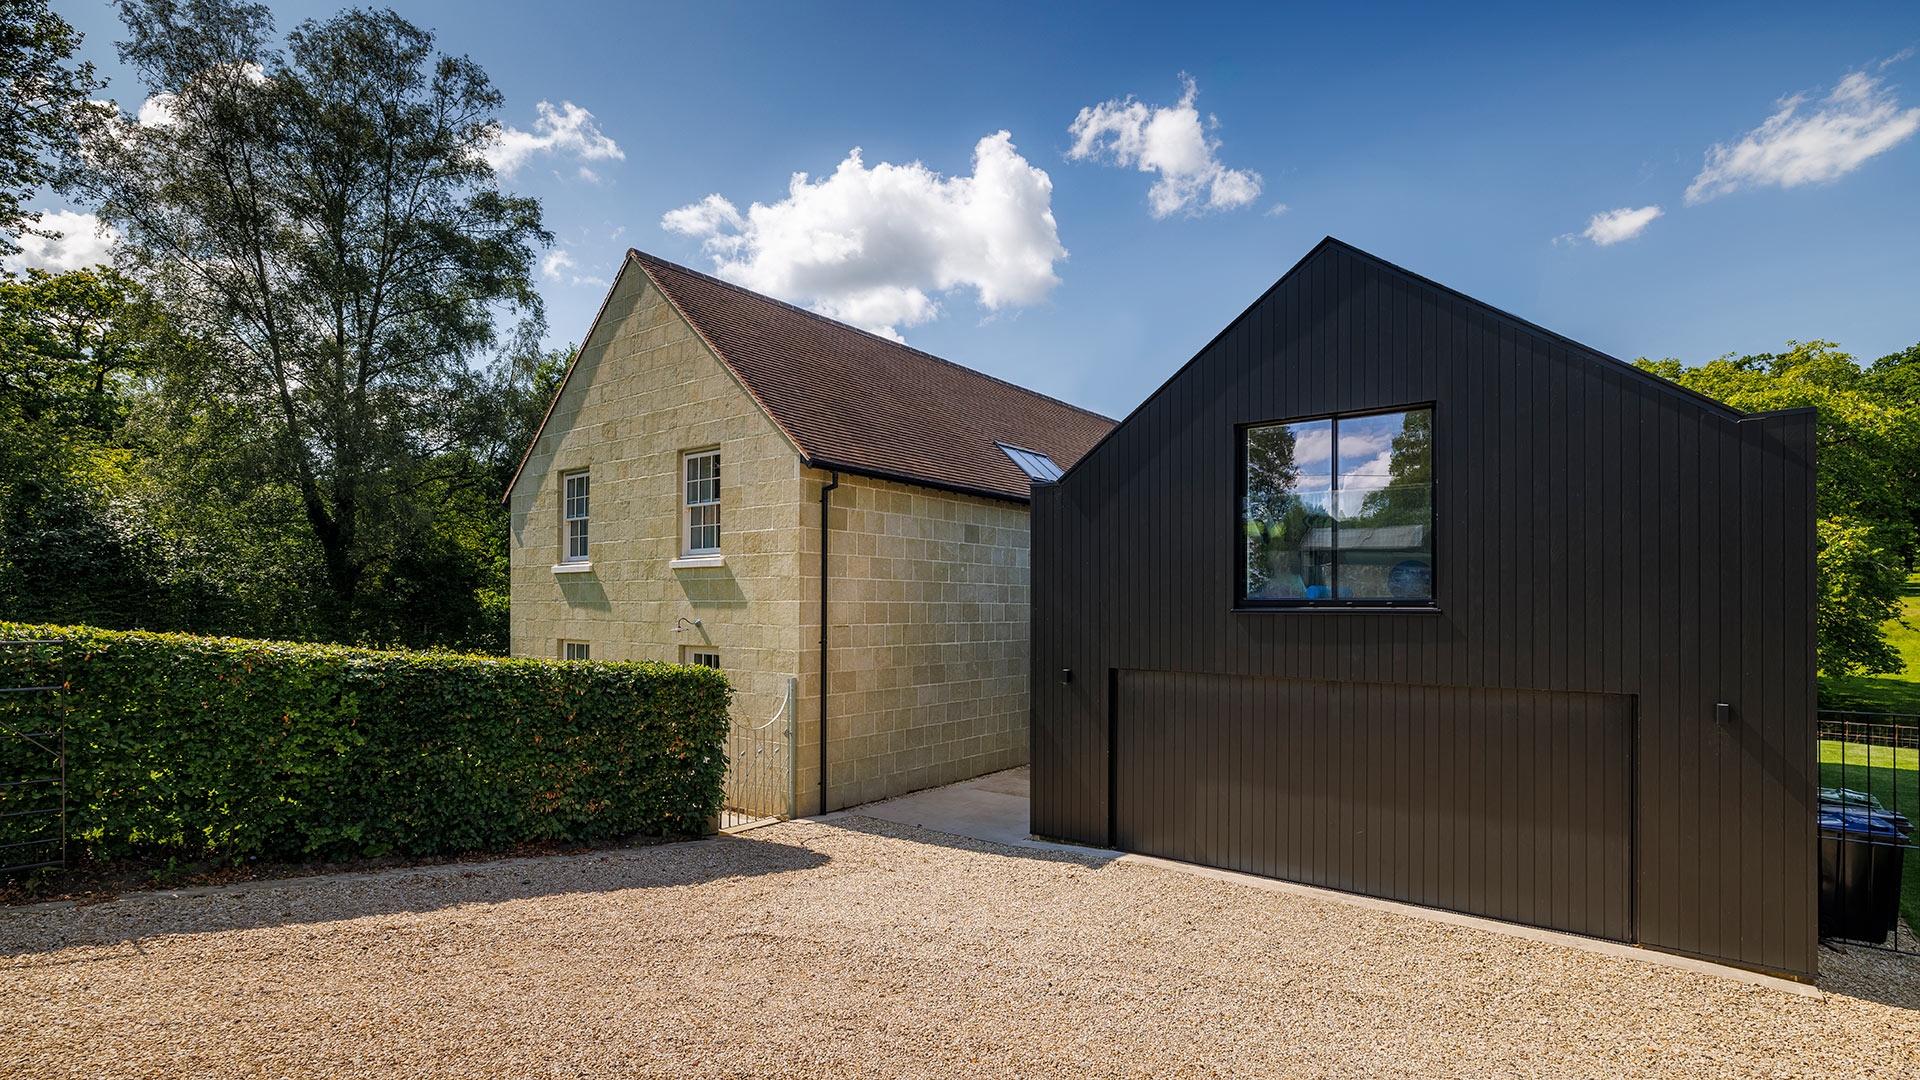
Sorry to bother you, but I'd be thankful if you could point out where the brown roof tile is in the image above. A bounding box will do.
[627,250,1113,502]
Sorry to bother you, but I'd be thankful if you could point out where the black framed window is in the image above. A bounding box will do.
[1241,406,1434,607]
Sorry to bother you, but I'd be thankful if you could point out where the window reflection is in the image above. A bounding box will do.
[1243,408,1433,604]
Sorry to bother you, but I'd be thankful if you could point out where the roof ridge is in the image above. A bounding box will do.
[629,247,1115,424]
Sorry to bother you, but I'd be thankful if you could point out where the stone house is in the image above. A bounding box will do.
[505,250,1112,815]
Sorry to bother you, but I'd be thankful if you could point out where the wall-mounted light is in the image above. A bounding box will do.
[674,617,703,634]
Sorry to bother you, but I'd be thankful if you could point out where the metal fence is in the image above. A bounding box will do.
[1,641,66,875]
[721,676,796,830]
[1817,710,1919,955]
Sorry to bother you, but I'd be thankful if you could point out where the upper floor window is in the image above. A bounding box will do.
[683,449,721,554]
[1241,407,1433,607]
[562,471,590,563]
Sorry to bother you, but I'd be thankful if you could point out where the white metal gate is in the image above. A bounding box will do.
[722,676,796,829]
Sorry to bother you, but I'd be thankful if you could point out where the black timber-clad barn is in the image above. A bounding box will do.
[1030,237,1818,979]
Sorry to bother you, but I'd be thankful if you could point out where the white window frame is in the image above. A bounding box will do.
[681,449,721,556]
[681,646,720,669]
[562,470,590,564]
[562,640,590,661]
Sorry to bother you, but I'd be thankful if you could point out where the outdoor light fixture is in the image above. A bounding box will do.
[673,617,702,634]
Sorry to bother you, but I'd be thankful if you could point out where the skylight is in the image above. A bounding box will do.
[996,442,1063,482]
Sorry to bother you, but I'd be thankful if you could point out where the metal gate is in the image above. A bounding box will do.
[722,676,796,830]
[1,640,66,875]
[1817,710,1918,955]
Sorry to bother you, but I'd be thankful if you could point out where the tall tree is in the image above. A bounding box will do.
[78,0,549,630]
[1639,341,1918,678]
[0,0,105,253]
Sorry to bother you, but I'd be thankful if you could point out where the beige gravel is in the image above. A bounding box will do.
[2,816,1917,1079]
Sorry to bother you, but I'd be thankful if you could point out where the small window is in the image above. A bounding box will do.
[562,641,591,661]
[1241,407,1433,607]
[995,442,1062,482]
[683,449,721,555]
[562,471,590,563]
[682,647,720,669]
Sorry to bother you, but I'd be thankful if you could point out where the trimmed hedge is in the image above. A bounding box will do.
[0,623,731,862]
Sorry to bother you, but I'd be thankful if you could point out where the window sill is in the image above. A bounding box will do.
[668,553,725,569]
[551,561,594,574]
[1233,604,1442,614]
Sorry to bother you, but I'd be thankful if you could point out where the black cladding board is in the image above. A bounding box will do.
[1030,238,1818,978]
[1114,670,1634,941]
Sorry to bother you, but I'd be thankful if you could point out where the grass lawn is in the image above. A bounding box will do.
[1816,571,1920,941]
[1818,739,1919,940]
[1819,572,1920,714]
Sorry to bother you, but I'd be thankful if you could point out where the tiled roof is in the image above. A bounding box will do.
[628,250,1114,503]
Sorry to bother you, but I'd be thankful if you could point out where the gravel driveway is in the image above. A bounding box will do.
[3,816,1916,1079]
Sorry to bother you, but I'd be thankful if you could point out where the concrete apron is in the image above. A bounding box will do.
[810,767,1822,1000]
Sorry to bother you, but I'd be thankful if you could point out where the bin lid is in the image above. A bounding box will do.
[1818,805,1911,839]
[1819,787,1887,812]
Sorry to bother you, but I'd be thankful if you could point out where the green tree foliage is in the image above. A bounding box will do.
[0,0,106,253]
[1354,409,1432,526]
[77,0,550,635]
[0,267,233,630]
[0,624,731,861]
[1638,341,1920,678]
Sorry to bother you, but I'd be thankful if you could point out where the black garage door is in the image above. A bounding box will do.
[1114,670,1635,941]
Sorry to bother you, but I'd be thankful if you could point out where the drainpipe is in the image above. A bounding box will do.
[818,470,839,814]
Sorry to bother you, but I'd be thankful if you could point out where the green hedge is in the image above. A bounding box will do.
[0,623,731,863]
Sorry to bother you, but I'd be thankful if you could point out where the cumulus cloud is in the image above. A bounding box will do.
[660,131,1066,339]
[1686,70,1920,204]
[1581,205,1663,245]
[4,210,119,273]
[539,248,606,288]
[136,92,179,127]
[131,61,265,128]
[483,101,624,177]
[1067,75,1263,217]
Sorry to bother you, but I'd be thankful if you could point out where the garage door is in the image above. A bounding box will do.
[1114,670,1634,942]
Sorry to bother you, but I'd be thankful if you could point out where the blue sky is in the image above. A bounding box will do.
[29,0,1920,420]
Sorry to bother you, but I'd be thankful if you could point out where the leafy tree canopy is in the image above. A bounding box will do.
[76,0,550,633]
[1639,340,1920,679]
[0,0,106,254]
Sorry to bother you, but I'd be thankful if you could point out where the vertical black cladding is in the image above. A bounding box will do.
[1030,238,1818,979]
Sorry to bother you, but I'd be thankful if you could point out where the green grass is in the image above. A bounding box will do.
[1818,739,1919,940]
[1819,572,1920,714]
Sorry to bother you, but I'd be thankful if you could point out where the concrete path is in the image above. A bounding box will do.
[844,766,1080,851]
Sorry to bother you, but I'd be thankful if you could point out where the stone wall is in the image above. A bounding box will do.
[506,259,809,738]
[799,470,1032,813]
[508,256,1035,820]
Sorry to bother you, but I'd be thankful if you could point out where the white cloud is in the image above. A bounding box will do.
[1264,202,1290,217]
[1067,75,1263,217]
[483,101,624,177]
[136,92,179,127]
[132,61,265,128]
[4,210,119,273]
[1581,205,1663,245]
[577,166,602,184]
[1686,70,1920,204]
[539,248,606,289]
[660,131,1066,339]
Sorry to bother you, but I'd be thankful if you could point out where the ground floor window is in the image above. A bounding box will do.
[562,641,591,661]
[682,647,720,669]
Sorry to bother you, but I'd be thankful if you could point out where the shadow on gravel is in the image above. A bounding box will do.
[1818,943,1920,1011]
[0,834,828,960]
